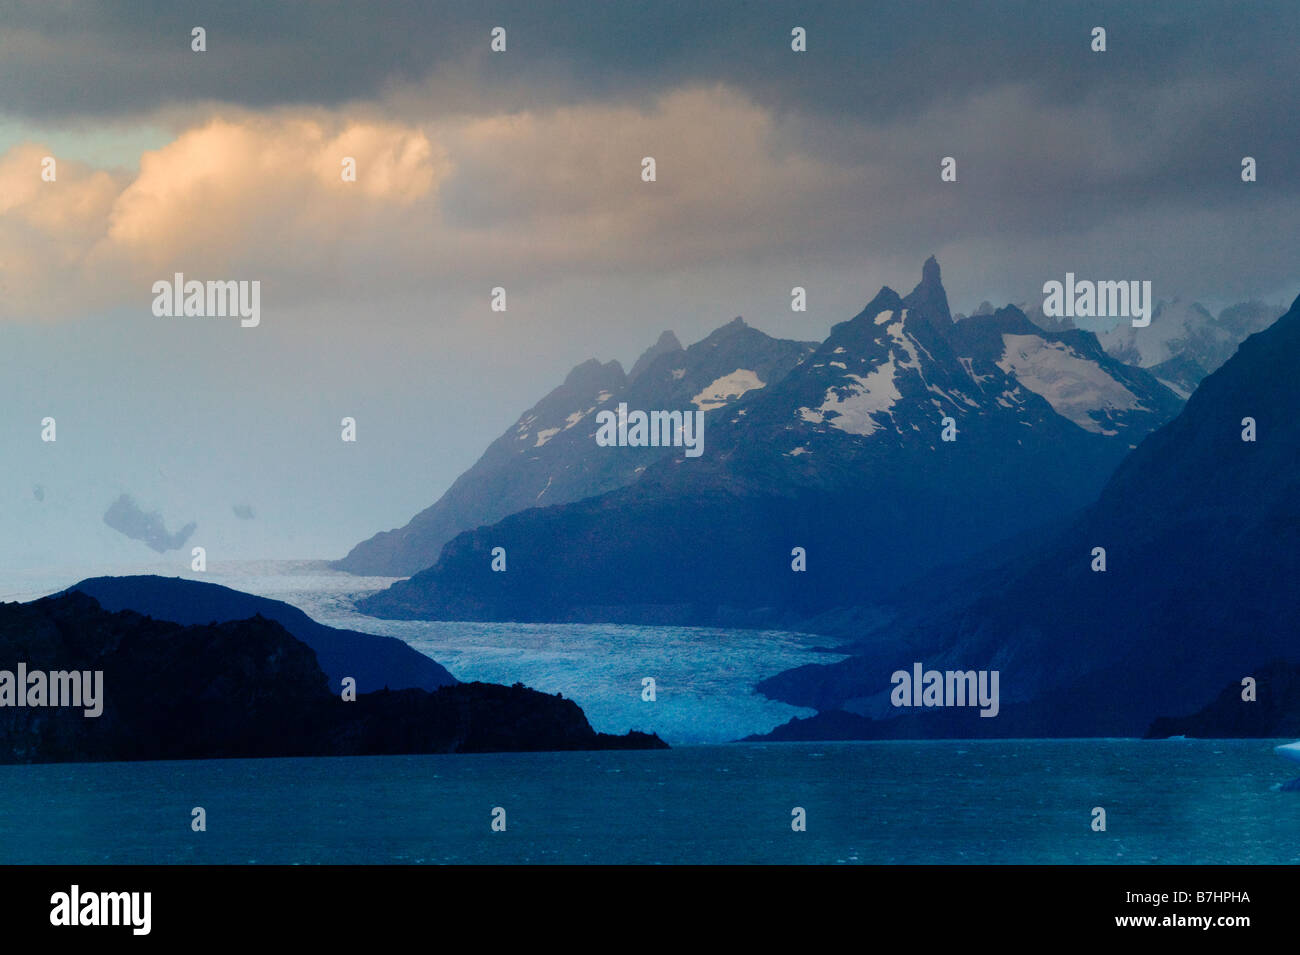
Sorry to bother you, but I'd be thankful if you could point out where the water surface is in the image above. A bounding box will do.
[2,740,1297,864]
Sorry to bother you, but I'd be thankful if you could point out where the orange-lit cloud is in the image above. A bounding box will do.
[0,87,863,321]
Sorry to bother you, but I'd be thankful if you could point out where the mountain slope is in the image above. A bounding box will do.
[69,575,456,693]
[758,291,1300,737]
[334,320,815,575]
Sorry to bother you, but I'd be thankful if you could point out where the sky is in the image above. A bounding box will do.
[2,0,1298,571]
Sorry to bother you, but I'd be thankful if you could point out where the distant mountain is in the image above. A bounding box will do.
[0,590,666,763]
[1023,297,1281,397]
[68,575,455,694]
[357,258,1183,625]
[628,329,683,381]
[1145,661,1300,739]
[758,291,1300,737]
[334,319,815,576]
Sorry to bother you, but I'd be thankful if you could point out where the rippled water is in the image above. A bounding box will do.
[2,741,1298,864]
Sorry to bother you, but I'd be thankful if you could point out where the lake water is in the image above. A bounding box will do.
[1,740,1298,864]
[6,562,1300,865]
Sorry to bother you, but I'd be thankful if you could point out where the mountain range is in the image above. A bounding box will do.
[1022,296,1280,398]
[352,258,1187,626]
[754,290,1300,738]
[334,319,816,576]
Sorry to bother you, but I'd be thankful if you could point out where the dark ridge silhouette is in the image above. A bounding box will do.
[0,590,666,763]
[69,575,456,695]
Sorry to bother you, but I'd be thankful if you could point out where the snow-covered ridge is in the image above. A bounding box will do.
[995,334,1142,434]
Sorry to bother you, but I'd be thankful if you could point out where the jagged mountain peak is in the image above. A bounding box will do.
[902,254,953,328]
[844,285,904,327]
[694,315,756,348]
[812,261,958,375]
[717,260,1182,462]
[920,253,942,286]
[563,357,626,389]
[836,257,951,341]
[629,330,684,382]
[629,315,817,411]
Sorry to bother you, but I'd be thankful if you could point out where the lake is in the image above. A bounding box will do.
[2,740,1297,864]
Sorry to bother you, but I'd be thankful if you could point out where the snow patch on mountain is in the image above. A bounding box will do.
[996,334,1142,434]
[805,360,902,436]
[564,407,595,429]
[526,405,599,448]
[957,356,994,385]
[692,369,765,411]
[1157,378,1192,400]
[885,319,920,368]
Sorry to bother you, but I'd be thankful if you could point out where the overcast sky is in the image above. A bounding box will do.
[2,0,1298,572]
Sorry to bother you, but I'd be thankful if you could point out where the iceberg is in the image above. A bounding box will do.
[1274,741,1300,763]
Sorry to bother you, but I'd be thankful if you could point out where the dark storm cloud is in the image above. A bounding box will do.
[3,0,1296,124]
[7,1,1299,198]
[2,0,1298,305]
[7,1,1300,206]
